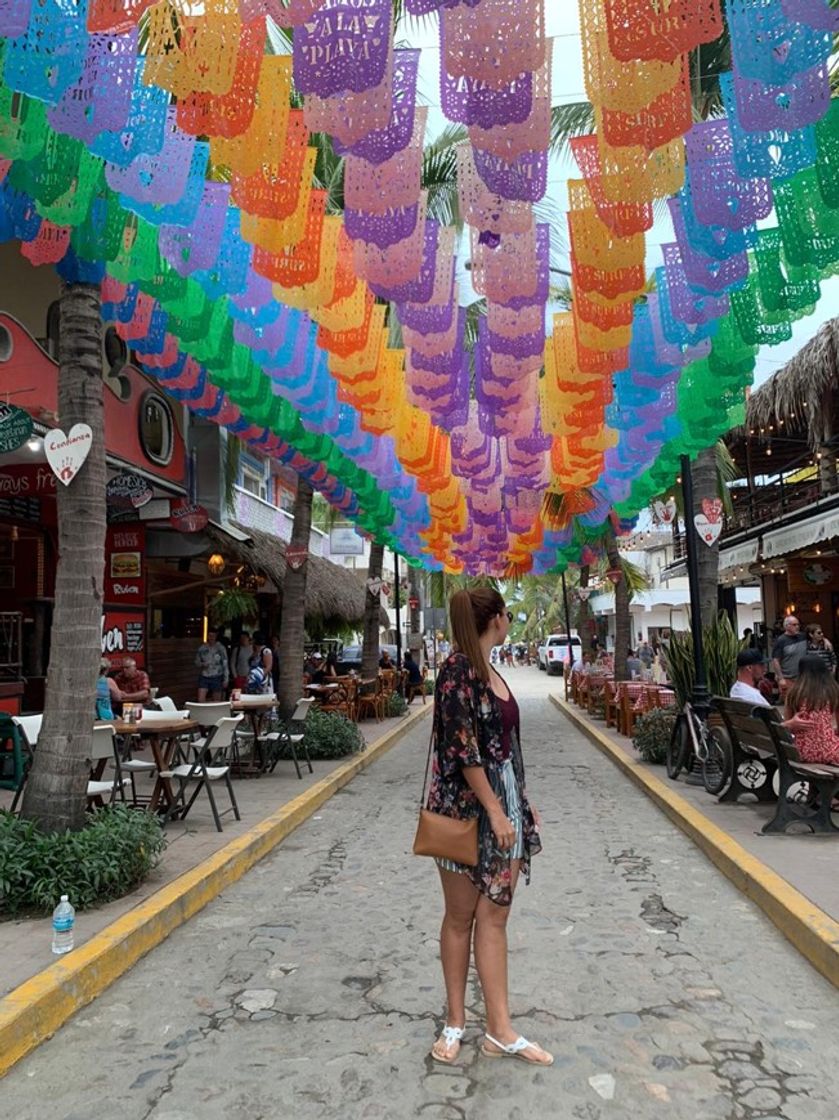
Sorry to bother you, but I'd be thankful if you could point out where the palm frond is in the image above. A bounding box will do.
[421,125,467,227]
[549,102,595,158]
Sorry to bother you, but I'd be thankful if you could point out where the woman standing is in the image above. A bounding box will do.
[426,588,551,1067]
[805,624,837,675]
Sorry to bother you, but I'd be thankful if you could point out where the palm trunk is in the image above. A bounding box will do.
[605,535,631,682]
[277,478,313,720]
[362,541,384,680]
[21,281,106,833]
[574,564,591,634]
[690,446,720,626]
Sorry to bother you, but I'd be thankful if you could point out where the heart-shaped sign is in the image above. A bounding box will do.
[702,497,723,522]
[652,498,677,525]
[695,514,722,546]
[366,577,383,598]
[44,424,93,486]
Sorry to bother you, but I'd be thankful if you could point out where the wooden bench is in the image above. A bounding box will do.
[713,697,778,805]
[753,706,839,835]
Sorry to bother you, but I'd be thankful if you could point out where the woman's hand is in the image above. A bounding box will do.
[488,806,516,851]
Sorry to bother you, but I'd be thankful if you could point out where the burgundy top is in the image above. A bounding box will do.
[496,688,519,762]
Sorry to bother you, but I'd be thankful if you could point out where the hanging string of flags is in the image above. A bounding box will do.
[1,0,838,573]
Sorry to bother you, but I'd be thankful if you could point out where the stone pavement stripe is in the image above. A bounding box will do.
[552,693,839,991]
[0,704,431,1080]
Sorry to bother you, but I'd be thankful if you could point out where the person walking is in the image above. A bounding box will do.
[805,623,837,675]
[230,631,251,691]
[771,616,808,699]
[195,628,229,701]
[426,588,551,1067]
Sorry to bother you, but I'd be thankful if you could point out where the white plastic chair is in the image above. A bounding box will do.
[263,697,315,779]
[87,724,128,805]
[163,715,243,832]
[13,714,42,748]
[153,695,178,712]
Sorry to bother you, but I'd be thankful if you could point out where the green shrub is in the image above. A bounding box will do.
[423,678,435,695]
[0,805,166,918]
[632,708,676,764]
[385,692,408,718]
[663,612,739,707]
[301,709,364,759]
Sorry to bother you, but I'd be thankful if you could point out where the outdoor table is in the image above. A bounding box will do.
[305,682,340,704]
[112,718,198,815]
[230,698,276,774]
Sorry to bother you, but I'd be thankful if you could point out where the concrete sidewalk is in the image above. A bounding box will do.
[0,705,430,1000]
[552,692,839,989]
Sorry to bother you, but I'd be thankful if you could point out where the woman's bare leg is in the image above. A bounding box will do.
[473,860,552,1063]
[472,860,521,1041]
[433,868,479,1059]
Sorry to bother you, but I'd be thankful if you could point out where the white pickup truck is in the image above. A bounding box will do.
[539,634,582,675]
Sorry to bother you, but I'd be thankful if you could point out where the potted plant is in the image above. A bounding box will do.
[663,612,740,707]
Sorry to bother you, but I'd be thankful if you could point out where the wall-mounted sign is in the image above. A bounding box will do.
[106,471,154,510]
[105,524,145,605]
[170,500,208,533]
[0,464,56,496]
[44,424,93,486]
[329,526,365,556]
[101,609,145,668]
[0,403,33,455]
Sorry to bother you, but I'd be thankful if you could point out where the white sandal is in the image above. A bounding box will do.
[481,1032,554,1066]
[431,1025,466,1064]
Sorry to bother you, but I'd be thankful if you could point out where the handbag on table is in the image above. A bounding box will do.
[413,721,479,867]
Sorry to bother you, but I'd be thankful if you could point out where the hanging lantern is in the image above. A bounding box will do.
[208,553,226,576]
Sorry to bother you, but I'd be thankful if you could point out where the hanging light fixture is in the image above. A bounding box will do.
[208,553,226,576]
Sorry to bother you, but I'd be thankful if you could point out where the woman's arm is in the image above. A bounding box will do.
[462,766,515,850]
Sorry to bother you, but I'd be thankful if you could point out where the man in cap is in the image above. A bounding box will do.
[305,650,326,686]
[730,648,812,733]
[730,649,771,707]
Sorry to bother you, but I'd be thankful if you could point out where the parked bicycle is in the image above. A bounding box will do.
[666,699,731,796]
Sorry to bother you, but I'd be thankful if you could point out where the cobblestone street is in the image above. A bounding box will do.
[6,668,839,1119]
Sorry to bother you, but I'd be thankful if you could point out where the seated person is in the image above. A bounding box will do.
[403,650,422,686]
[324,651,339,679]
[731,650,811,734]
[305,651,327,686]
[96,658,121,720]
[379,649,394,671]
[625,649,643,678]
[113,657,151,704]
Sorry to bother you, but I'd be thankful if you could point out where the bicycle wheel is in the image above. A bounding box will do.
[666,714,690,780]
[702,726,732,797]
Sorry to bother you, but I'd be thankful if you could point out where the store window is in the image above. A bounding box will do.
[240,463,267,500]
[139,391,174,466]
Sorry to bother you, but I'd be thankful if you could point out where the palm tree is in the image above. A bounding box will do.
[21,280,107,832]
[361,540,384,680]
[276,477,314,718]
[605,532,632,682]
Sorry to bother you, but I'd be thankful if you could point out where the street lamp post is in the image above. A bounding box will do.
[393,551,403,692]
[680,454,711,721]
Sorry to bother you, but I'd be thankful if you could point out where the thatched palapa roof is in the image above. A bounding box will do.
[206,522,369,628]
[745,318,839,448]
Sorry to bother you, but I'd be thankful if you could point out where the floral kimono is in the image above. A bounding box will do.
[426,651,541,906]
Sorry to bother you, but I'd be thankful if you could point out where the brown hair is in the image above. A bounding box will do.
[786,655,839,718]
[806,623,825,642]
[448,587,505,683]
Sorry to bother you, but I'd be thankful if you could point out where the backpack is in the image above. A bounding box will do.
[245,665,267,695]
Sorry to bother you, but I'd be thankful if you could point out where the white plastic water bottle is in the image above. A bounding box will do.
[51,895,75,955]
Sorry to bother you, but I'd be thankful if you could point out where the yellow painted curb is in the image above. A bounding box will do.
[549,693,839,990]
[0,704,432,1078]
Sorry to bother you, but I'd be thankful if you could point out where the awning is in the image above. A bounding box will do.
[762,508,839,559]
[719,539,759,572]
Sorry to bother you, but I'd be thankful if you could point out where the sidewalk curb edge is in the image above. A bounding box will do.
[550,693,839,989]
[0,703,432,1078]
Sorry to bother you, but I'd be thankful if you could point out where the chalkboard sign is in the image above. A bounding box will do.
[0,496,40,523]
[0,404,33,455]
[106,472,154,510]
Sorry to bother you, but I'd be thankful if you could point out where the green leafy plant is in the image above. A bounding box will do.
[663,612,740,708]
[423,678,435,695]
[632,708,677,764]
[385,692,408,718]
[301,710,364,759]
[0,806,166,918]
[208,587,258,627]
